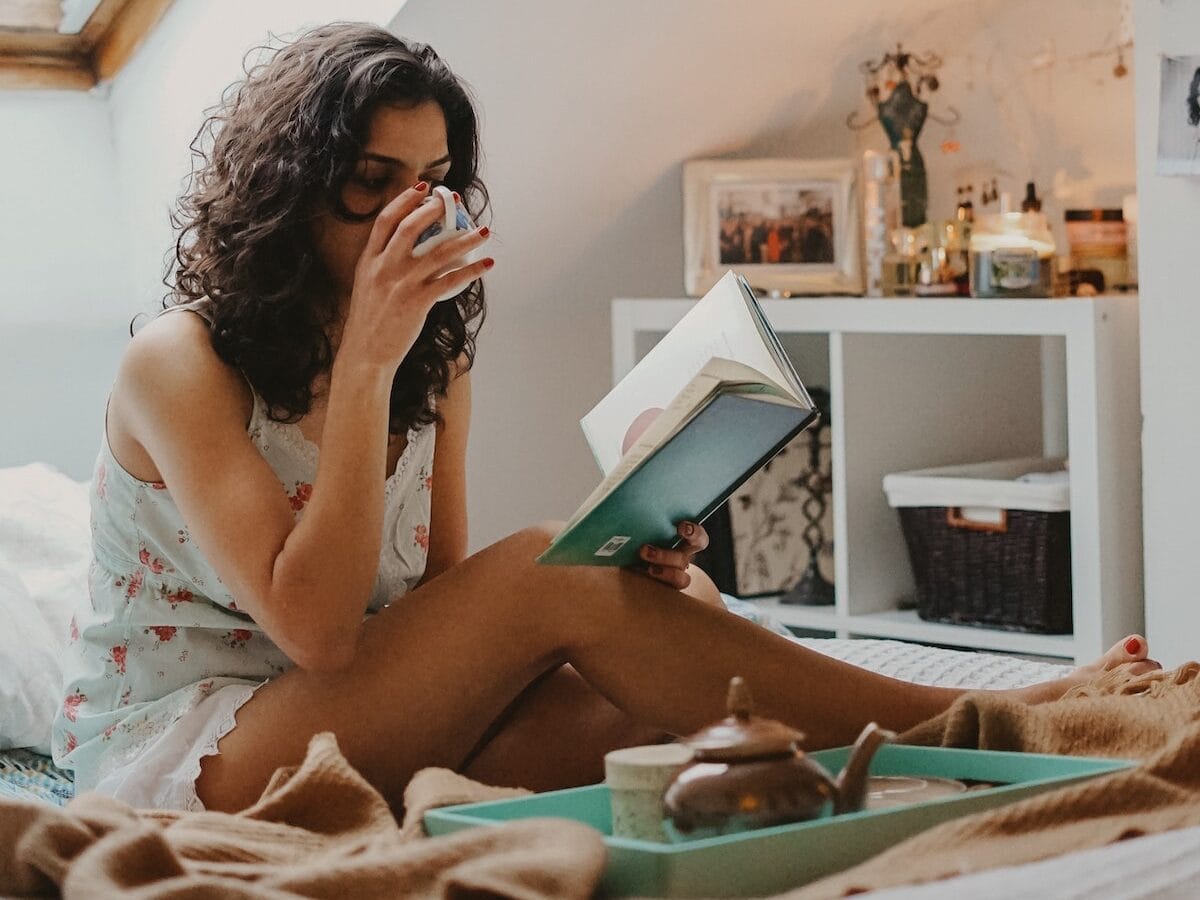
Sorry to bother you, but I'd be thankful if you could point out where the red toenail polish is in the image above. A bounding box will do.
[1125,637,1141,654]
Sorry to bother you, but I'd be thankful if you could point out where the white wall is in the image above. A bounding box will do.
[0,1,1140,555]
[106,0,407,314]
[0,90,130,476]
[388,0,1136,550]
[0,89,128,324]
[1135,0,1200,666]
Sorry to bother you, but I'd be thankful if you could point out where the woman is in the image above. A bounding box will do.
[51,22,1156,815]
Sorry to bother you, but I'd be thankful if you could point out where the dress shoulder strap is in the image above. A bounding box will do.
[160,298,216,326]
[158,299,261,420]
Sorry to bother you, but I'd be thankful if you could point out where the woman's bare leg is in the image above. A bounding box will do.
[197,524,1151,812]
[458,664,666,790]
[459,563,723,791]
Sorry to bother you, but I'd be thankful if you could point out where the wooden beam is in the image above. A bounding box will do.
[0,29,81,55]
[91,0,172,81]
[0,56,94,89]
[76,0,129,51]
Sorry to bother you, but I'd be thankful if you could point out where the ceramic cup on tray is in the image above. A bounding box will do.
[604,743,695,843]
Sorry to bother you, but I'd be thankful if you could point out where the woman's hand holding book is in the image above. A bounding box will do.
[636,520,709,590]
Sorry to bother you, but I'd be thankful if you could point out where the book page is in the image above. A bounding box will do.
[620,357,790,458]
[582,271,802,476]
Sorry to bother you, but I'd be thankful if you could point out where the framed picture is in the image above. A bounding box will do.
[728,393,834,598]
[683,158,863,297]
[1157,54,1200,176]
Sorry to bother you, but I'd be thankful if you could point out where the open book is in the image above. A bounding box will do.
[537,270,818,567]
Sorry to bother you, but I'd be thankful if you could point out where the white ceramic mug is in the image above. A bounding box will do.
[412,185,478,301]
[604,743,694,843]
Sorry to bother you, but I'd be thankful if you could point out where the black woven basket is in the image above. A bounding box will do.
[897,506,1072,634]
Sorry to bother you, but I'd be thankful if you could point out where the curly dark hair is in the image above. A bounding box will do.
[161,21,488,435]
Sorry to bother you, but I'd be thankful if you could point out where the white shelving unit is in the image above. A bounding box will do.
[611,296,1143,663]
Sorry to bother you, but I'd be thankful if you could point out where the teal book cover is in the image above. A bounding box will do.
[537,391,817,568]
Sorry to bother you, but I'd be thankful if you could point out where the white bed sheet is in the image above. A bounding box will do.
[723,596,1071,689]
[870,824,1200,899]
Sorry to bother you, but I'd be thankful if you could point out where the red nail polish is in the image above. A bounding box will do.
[482,257,495,269]
[478,226,490,238]
[414,180,428,192]
[1125,637,1141,654]
[452,191,460,202]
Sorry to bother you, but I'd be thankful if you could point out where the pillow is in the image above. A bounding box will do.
[0,462,92,754]
[0,462,90,640]
[0,565,64,755]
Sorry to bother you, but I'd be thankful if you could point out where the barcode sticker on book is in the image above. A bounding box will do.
[594,535,631,557]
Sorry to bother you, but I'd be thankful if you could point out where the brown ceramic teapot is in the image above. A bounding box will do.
[663,677,895,833]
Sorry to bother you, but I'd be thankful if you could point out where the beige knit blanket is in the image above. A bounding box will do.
[3,664,1200,898]
[790,661,1200,898]
[0,733,604,898]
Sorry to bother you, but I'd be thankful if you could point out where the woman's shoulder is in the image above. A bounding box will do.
[115,305,255,434]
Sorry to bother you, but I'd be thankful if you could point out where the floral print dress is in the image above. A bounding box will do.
[50,301,436,807]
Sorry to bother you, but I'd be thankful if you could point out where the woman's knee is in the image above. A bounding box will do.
[497,521,564,566]
[683,563,724,608]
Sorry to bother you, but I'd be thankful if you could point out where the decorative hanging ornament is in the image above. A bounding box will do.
[845,44,960,228]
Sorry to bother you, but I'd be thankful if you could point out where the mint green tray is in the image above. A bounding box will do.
[425,745,1131,898]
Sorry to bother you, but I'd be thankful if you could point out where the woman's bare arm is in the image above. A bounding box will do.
[119,313,393,672]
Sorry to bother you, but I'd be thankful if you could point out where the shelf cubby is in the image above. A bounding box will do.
[611,296,1142,662]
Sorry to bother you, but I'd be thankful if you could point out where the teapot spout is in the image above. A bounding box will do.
[833,722,895,815]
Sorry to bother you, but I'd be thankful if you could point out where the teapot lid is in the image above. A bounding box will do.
[681,677,805,762]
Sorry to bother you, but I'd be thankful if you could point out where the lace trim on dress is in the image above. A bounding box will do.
[172,681,264,812]
[249,392,421,496]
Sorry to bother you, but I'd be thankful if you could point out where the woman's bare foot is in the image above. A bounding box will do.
[1017,634,1161,704]
[1073,634,1160,680]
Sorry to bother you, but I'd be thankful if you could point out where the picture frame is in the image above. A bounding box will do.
[1156,54,1200,176]
[728,397,834,598]
[683,158,863,297]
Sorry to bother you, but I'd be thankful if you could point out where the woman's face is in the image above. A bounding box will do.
[312,100,453,309]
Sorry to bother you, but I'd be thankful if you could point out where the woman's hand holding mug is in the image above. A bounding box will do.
[340,181,492,372]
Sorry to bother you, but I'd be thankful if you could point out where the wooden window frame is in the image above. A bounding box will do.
[0,0,174,90]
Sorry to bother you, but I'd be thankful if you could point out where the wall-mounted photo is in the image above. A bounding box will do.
[683,158,862,297]
[1157,54,1200,176]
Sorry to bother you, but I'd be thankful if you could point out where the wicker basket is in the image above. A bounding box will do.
[883,458,1072,635]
